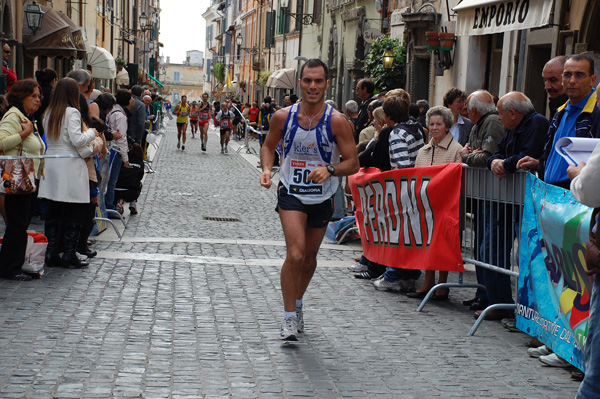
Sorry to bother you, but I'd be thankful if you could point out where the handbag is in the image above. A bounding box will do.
[0,143,37,195]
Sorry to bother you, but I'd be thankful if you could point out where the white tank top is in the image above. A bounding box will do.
[279,103,340,205]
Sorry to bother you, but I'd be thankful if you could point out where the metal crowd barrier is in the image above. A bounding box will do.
[416,165,527,336]
[231,104,260,155]
[144,111,165,174]
[0,152,127,238]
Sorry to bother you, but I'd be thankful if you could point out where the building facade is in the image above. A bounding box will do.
[0,0,162,94]
[160,59,205,103]
[201,0,599,115]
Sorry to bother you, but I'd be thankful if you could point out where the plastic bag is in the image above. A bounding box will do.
[325,216,360,244]
[21,233,47,275]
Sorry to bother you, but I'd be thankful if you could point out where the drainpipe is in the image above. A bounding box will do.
[15,0,23,79]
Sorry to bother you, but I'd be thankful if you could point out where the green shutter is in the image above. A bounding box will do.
[265,11,272,47]
[271,11,277,43]
[295,0,303,31]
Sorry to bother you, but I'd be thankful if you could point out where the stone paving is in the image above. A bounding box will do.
[0,121,582,398]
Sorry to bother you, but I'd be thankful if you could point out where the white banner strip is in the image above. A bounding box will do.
[454,0,553,36]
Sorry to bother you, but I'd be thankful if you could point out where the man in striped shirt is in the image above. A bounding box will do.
[372,94,425,293]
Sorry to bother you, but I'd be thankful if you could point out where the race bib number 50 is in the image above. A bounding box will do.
[289,160,323,195]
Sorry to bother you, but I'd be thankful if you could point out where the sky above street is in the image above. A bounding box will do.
[160,0,211,64]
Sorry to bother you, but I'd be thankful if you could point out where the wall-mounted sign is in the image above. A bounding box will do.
[364,28,382,44]
[453,0,552,36]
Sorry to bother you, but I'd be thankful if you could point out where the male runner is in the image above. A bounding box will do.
[215,100,233,154]
[189,101,199,138]
[198,93,211,151]
[260,59,359,341]
[174,95,190,150]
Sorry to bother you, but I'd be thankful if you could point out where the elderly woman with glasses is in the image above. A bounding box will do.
[407,105,463,301]
[0,79,46,281]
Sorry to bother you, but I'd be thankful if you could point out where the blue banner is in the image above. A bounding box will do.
[516,173,593,371]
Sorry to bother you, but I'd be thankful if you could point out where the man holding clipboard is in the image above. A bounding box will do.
[518,54,600,189]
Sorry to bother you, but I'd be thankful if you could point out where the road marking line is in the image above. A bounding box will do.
[95,250,350,268]
[94,236,360,252]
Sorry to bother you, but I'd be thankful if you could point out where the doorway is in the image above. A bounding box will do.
[524,45,551,116]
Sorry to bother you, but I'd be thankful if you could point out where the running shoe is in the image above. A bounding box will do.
[280,316,298,341]
[527,345,552,358]
[348,262,369,273]
[539,353,571,367]
[221,148,224,154]
[202,142,206,151]
[177,142,181,149]
[182,145,185,151]
[373,277,403,292]
[296,307,304,333]
[224,147,228,154]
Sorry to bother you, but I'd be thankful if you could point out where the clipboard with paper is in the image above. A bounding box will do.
[555,137,600,166]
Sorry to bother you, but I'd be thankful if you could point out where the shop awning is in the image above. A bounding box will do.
[87,46,116,79]
[453,0,553,36]
[147,73,164,87]
[267,68,296,89]
[115,68,130,86]
[57,11,88,60]
[23,5,77,58]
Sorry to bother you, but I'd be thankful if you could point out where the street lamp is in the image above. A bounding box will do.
[24,1,45,36]
[139,11,155,32]
[139,12,149,30]
[383,50,394,69]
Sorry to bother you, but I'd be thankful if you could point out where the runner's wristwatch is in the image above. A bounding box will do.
[326,165,335,176]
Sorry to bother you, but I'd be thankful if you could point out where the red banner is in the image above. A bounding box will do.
[349,164,464,272]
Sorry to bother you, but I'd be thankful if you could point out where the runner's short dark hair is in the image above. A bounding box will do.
[300,59,329,80]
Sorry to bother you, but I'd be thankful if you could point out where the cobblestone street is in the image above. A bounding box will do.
[0,121,582,398]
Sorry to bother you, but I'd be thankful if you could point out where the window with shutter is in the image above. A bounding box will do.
[313,0,322,25]
[265,11,272,47]
[271,11,277,45]
[295,0,303,31]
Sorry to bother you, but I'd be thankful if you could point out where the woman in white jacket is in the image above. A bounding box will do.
[39,77,98,269]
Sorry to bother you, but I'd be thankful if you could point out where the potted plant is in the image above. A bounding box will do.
[239,80,247,91]
[438,32,456,50]
[213,62,225,83]
[258,71,271,86]
[425,32,440,50]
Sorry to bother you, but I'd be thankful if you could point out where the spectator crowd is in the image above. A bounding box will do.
[0,60,160,280]
[0,44,599,397]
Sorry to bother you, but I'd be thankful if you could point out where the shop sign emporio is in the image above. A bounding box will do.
[453,0,553,36]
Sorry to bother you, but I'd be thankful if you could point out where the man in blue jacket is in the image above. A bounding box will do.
[518,53,600,189]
